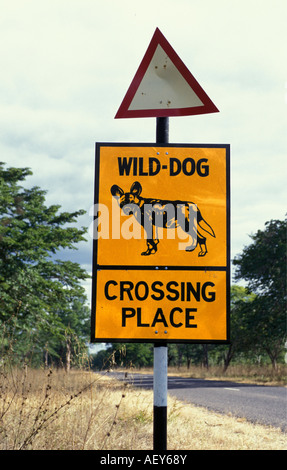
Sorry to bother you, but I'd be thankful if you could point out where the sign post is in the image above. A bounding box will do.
[91,28,230,450]
[153,117,169,451]
[91,141,230,448]
[153,341,168,450]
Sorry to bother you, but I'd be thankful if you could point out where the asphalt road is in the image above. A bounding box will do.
[107,372,287,432]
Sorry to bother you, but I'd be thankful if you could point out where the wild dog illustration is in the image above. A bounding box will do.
[111,181,215,256]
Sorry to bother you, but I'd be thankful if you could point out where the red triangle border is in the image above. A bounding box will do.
[115,28,219,119]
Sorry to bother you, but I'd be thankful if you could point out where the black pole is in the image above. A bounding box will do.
[153,343,168,451]
[153,117,169,451]
[156,117,169,144]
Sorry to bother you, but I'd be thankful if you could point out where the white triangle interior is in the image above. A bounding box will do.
[128,45,204,111]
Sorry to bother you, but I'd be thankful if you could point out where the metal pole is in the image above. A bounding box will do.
[153,116,169,451]
[156,117,169,144]
[153,343,168,450]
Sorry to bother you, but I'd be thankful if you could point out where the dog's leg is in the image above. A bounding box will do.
[197,234,207,256]
[141,239,158,256]
[183,213,197,252]
[181,207,210,256]
[185,241,197,252]
[141,222,159,256]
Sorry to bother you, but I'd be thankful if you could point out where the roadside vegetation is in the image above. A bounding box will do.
[0,367,286,451]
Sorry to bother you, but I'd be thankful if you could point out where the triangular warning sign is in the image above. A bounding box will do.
[115,28,219,119]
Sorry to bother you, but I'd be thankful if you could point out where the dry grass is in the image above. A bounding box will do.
[167,399,286,450]
[0,367,286,450]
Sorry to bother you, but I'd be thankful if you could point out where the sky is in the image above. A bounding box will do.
[0,0,286,303]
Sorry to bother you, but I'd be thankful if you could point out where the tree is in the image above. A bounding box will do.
[110,343,153,369]
[233,217,287,368]
[221,285,255,371]
[91,343,154,370]
[0,162,90,367]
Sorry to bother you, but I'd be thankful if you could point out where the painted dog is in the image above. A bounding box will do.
[111,181,215,256]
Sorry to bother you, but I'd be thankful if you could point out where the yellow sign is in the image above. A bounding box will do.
[91,143,230,343]
[95,269,228,342]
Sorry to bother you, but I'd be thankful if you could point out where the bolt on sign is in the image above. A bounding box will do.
[91,143,230,343]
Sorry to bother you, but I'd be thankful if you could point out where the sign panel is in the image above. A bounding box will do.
[91,143,230,343]
[115,28,219,119]
[95,269,227,342]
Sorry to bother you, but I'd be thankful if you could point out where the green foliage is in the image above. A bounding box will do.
[0,162,90,367]
[233,217,286,296]
[90,343,154,370]
[233,217,286,367]
[112,343,154,369]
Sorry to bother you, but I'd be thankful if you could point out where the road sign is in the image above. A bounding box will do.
[115,28,219,119]
[91,143,230,343]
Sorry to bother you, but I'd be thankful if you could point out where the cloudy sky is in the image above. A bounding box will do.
[1,0,286,300]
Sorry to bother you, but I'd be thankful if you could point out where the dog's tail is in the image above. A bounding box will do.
[198,218,215,237]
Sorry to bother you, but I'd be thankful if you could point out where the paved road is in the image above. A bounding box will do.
[107,372,287,432]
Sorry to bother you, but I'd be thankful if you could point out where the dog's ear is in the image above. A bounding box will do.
[130,181,142,196]
[111,185,124,198]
